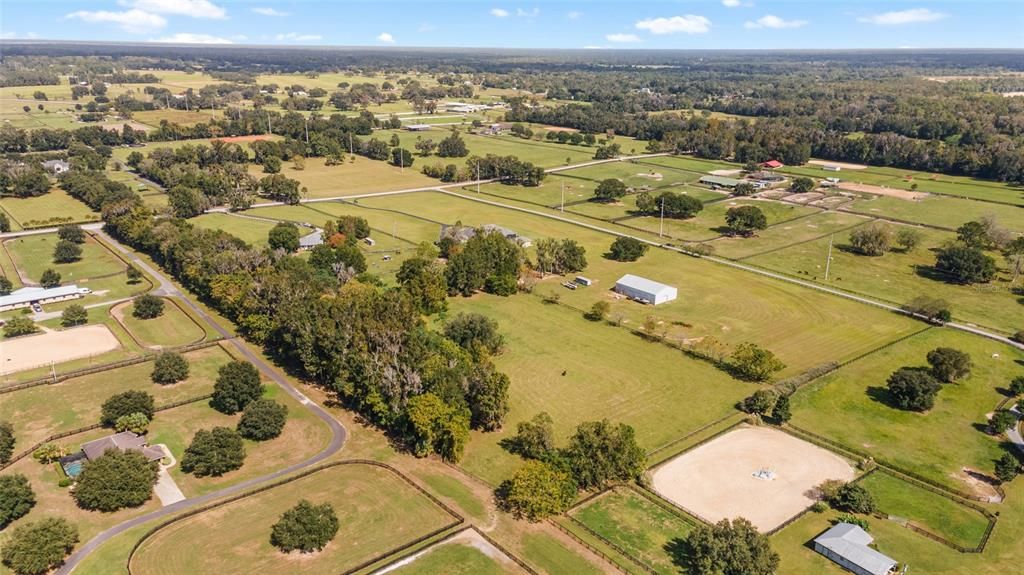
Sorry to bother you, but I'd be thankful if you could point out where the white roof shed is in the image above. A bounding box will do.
[614,274,677,305]
[813,523,898,575]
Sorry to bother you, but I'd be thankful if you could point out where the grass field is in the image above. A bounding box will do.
[519,532,605,575]
[859,471,991,549]
[359,191,922,377]
[843,194,1024,232]
[746,224,1020,333]
[4,233,125,283]
[116,298,207,348]
[248,156,437,199]
[624,199,821,242]
[0,344,231,447]
[379,129,615,169]
[189,213,313,247]
[0,188,98,229]
[450,294,755,484]
[388,540,518,575]
[129,463,455,575]
[570,488,693,574]
[710,211,869,259]
[790,328,1023,493]
[132,109,224,128]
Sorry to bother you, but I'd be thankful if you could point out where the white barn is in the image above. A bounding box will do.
[0,285,84,312]
[614,274,677,305]
[813,523,898,575]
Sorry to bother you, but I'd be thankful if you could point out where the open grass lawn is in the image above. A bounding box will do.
[388,539,518,575]
[190,213,313,247]
[360,191,921,377]
[0,344,233,447]
[0,239,22,288]
[116,298,207,348]
[251,201,443,243]
[0,108,82,131]
[0,188,99,228]
[5,233,125,283]
[450,295,754,485]
[150,383,332,497]
[710,211,869,260]
[624,199,821,242]
[746,224,1021,333]
[379,129,599,169]
[110,136,283,163]
[859,471,991,549]
[844,194,1024,232]
[249,156,437,200]
[129,462,455,575]
[789,328,1023,493]
[132,108,223,128]
[519,532,605,575]
[571,488,693,575]
[636,155,744,175]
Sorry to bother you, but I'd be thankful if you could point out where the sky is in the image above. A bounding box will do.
[1,0,1022,50]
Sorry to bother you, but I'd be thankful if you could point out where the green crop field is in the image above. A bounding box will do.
[189,213,313,247]
[0,344,233,447]
[843,194,1024,232]
[129,463,455,575]
[451,294,758,484]
[116,298,207,348]
[359,191,921,377]
[570,488,693,574]
[745,224,1020,333]
[0,189,99,229]
[387,538,519,575]
[790,328,1023,492]
[4,232,125,283]
[859,471,991,549]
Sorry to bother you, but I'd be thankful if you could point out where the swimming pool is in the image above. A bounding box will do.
[61,459,84,478]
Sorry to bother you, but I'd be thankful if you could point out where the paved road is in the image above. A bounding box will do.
[1009,402,1024,453]
[56,232,348,575]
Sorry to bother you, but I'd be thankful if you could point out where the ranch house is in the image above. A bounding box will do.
[614,274,677,305]
[298,230,324,251]
[59,431,165,478]
[0,285,85,312]
[813,523,898,575]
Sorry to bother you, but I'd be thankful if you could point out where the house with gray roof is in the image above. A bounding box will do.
[81,431,165,462]
[298,229,324,250]
[41,159,70,174]
[813,523,898,575]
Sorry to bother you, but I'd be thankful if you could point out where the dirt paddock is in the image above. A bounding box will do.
[0,324,121,374]
[837,182,929,201]
[372,528,524,574]
[651,426,855,532]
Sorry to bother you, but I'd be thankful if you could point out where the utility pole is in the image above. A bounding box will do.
[659,197,665,238]
[824,234,834,281]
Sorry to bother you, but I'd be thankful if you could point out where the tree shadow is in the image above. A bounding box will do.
[865,385,896,408]
[913,264,961,284]
[664,537,692,572]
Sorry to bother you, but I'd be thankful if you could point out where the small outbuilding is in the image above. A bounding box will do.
[404,124,433,131]
[298,230,324,251]
[42,159,70,174]
[699,175,742,190]
[813,523,898,575]
[614,274,677,305]
[822,164,842,172]
[761,160,784,169]
[575,276,593,287]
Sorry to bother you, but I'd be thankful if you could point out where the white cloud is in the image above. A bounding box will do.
[516,8,539,18]
[722,0,752,7]
[635,15,711,35]
[151,32,233,44]
[377,32,395,43]
[490,8,509,18]
[858,8,947,25]
[65,9,167,33]
[275,33,322,42]
[252,7,288,17]
[744,15,808,29]
[122,0,227,20]
[606,33,641,43]
[567,11,582,20]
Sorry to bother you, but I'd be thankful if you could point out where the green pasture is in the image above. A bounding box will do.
[387,539,518,575]
[0,188,99,228]
[624,199,821,242]
[380,129,598,168]
[132,108,224,128]
[843,194,1024,232]
[4,232,125,282]
[746,224,1020,333]
[710,211,869,259]
[129,463,454,575]
[790,328,1023,492]
[859,471,991,549]
[570,488,693,574]
[117,298,207,348]
[451,294,759,484]
[189,213,312,247]
[360,190,921,376]
[249,156,437,199]
[519,532,605,575]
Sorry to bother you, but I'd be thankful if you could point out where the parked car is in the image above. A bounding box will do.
[31,303,43,313]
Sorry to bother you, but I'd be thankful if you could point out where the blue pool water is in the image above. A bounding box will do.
[62,460,84,478]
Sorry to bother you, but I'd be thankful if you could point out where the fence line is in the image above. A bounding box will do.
[565,515,658,575]
[546,519,632,574]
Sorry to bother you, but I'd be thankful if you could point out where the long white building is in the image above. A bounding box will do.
[614,274,677,305]
[0,285,85,312]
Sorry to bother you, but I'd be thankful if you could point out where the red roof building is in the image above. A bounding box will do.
[761,160,783,169]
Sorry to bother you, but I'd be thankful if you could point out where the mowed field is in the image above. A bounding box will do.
[570,488,694,575]
[450,295,754,484]
[189,213,313,247]
[360,191,921,377]
[0,189,98,229]
[114,298,207,348]
[789,328,1023,493]
[4,232,125,282]
[746,224,1020,333]
[247,156,437,199]
[129,463,455,575]
[843,194,1024,232]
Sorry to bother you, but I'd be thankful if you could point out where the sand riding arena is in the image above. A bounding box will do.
[651,426,855,532]
[0,324,121,375]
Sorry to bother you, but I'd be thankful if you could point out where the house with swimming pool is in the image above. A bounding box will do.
[59,431,165,478]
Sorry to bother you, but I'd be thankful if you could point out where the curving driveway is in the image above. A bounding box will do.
[55,232,347,574]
